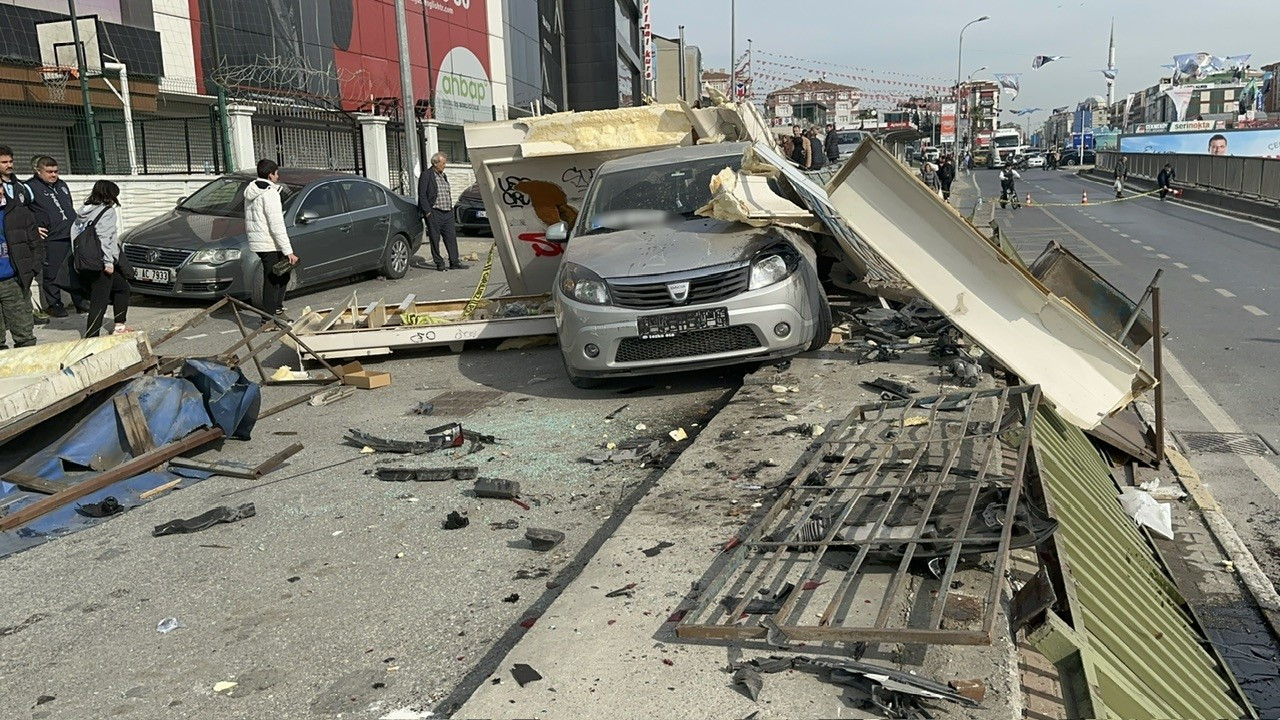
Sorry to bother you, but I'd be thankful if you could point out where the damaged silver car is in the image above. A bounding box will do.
[549,142,832,388]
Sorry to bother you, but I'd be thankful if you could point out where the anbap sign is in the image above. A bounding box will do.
[435,47,492,124]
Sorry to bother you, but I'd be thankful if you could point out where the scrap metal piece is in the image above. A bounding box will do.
[733,666,764,701]
[474,478,521,499]
[761,617,791,648]
[525,528,564,552]
[862,377,920,400]
[344,428,461,455]
[1009,565,1057,635]
[375,466,479,482]
[795,656,978,707]
[825,139,1155,429]
[581,437,662,465]
[510,663,542,687]
[152,503,256,537]
[442,511,469,530]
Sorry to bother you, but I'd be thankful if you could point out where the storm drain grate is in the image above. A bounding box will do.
[425,389,507,418]
[1173,431,1273,456]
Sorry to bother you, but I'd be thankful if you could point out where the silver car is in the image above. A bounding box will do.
[120,170,422,307]
[550,142,832,388]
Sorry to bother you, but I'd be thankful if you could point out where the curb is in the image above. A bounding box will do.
[1165,445,1280,638]
[1076,170,1280,228]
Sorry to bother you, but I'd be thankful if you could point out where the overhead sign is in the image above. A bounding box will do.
[1169,120,1217,132]
[940,102,956,140]
[1120,128,1280,157]
[435,46,493,124]
[1135,123,1168,134]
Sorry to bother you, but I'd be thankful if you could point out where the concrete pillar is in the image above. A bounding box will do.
[226,104,257,172]
[422,121,440,165]
[356,114,391,187]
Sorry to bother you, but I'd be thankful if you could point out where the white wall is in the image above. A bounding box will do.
[151,0,200,96]
[61,175,218,233]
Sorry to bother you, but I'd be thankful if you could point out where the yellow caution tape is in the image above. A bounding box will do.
[947,188,1161,208]
[461,242,498,321]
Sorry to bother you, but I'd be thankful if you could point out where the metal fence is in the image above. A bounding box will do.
[1098,151,1280,202]
[251,106,364,176]
[98,116,225,175]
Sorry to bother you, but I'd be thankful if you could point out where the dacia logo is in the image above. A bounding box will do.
[667,282,690,304]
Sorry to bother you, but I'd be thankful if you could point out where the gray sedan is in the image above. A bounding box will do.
[120,169,423,306]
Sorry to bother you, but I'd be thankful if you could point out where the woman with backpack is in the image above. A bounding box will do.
[71,180,132,337]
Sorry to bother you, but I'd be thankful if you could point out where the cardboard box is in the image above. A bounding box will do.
[336,361,391,390]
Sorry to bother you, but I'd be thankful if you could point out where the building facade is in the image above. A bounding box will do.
[764,79,860,128]
[653,35,701,105]
[503,0,567,117]
[562,0,643,111]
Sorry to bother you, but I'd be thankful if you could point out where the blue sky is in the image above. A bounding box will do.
[651,0,1278,125]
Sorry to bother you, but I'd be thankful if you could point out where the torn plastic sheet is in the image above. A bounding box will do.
[0,470,198,558]
[5,376,213,491]
[180,359,261,440]
[1118,488,1174,540]
[695,165,818,230]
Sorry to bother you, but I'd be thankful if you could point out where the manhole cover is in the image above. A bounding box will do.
[426,389,506,418]
[1173,431,1273,456]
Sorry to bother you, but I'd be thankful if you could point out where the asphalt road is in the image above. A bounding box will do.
[970,167,1280,578]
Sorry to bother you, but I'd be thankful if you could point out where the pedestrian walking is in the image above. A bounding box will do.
[788,126,812,169]
[27,156,87,318]
[937,156,956,202]
[919,160,941,195]
[1157,163,1176,201]
[418,152,468,272]
[72,180,133,337]
[806,129,825,171]
[1114,155,1128,198]
[824,123,840,164]
[0,165,44,349]
[999,165,1022,209]
[245,159,297,318]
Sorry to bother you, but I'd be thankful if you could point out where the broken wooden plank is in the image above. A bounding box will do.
[368,300,387,329]
[250,443,304,476]
[0,427,224,532]
[139,478,183,500]
[168,443,302,480]
[114,392,155,455]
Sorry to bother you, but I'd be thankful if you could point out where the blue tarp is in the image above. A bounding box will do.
[181,359,261,440]
[6,375,213,491]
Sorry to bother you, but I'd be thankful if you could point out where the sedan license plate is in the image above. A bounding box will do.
[135,267,172,284]
[637,307,729,340]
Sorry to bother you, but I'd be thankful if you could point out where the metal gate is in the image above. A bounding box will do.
[252,108,363,175]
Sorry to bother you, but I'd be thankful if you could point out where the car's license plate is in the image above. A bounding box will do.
[476,210,487,219]
[135,267,172,284]
[637,307,729,339]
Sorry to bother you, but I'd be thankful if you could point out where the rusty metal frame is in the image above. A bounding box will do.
[677,385,1041,645]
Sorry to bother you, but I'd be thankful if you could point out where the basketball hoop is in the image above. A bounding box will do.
[38,66,76,103]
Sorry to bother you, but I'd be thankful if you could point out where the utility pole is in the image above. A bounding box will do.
[68,0,101,172]
[394,0,420,185]
[954,16,989,154]
[678,25,686,102]
[729,0,736,101]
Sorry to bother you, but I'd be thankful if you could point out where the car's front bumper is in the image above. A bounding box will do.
[455,203,490,233]
[557,272,816,379]
[126,254,250,299]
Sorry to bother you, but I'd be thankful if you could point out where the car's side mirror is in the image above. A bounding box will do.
[297,209,320,224]
[175,196,187,206]
[546,221,569,243]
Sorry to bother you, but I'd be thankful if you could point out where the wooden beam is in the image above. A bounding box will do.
[139,478,183,500]
[0,427,224,532]
[114,392,155,455]
[0,357,154,448]
[168,443,301,479]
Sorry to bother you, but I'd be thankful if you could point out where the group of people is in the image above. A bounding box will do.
[782,124,841,171]
[0,145,131,348]
[917,155,958,202]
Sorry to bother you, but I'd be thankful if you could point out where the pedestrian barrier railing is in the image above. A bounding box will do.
[1098,151,1280,202]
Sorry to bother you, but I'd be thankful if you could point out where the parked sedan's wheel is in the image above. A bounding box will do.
[381,234,411,279]
[807,287,834,352]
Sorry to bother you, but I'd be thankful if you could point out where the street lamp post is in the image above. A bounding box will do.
[954,16,989,156]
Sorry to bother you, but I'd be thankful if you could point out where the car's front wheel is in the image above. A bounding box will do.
[807,287,834,352]
[381,234,411,279]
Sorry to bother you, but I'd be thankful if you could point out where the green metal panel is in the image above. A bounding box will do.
[1030,405,1253,719]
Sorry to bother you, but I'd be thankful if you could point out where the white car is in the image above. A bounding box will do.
[1025,154,1046,168]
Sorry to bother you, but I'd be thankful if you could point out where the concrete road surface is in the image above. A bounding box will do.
[972,167,1280,580]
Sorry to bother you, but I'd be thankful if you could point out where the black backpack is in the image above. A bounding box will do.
[72,207,109,273]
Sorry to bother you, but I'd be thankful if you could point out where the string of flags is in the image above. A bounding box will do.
[753,50,951,84]
[993,73,1021,101]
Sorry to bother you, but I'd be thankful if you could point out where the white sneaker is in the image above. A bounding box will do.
[111,325,133,335]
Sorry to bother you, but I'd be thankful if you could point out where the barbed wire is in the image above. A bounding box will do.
[211,54,394,114]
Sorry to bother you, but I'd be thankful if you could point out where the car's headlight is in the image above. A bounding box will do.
[191,248,242,265]
[749,253,796,290]
[559,262,611,305]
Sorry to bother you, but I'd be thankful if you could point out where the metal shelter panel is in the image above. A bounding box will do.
[1027,404,1254,720]
[677,386,1041,645]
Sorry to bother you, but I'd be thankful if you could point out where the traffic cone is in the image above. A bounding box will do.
[1081,190,1089,205]
[1025,192,1033,206]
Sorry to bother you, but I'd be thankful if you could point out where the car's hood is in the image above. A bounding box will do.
[123,210,247,249]
[565,218,794,279]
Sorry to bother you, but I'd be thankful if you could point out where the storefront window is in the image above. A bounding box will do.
[618,52,637,107]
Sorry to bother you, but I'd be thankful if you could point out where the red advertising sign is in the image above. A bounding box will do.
[940,103,956,140]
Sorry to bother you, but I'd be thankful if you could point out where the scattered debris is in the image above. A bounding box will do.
[722,583,795,615]
[375,466,478,482]
[949,678,987,702]
[1119,488,1174,540]
[862,377,920,400]
[642,541,674,557]
[605,583,637,598]
[511,663,543,687]
[152,503,256,537]
[605,404,629,420]
[345,428,461,455]
[213,681,237,694]
[669,427,688,442]
[733,666,764,701]
[170,443,304,480]
[502,593,520,603]
[443,511,470,530]
[156,617,186,634]
[308,386,357,406]
[33,695,56,707]
[661,657,674,666]
[411,401,435,416]
[581,438,662,465]
[75,496,124,518]
[760,617,791,648]
[336,361,392,389]
[490,519,520,530]
[526,528,564,552]
[474,478,521,499]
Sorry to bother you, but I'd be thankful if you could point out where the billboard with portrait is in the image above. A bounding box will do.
[1119,128,1280,158]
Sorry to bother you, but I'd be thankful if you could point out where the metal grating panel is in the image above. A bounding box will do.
[425,389,506,418]
[615,326,760,363]
[677,386,1041,645]
[1173,431,1273,456]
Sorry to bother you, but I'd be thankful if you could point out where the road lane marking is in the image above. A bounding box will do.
[1192,274,1210,282]
[1156,253,1171,259]
[1244,305,1268,316]
[1142,245,1155,251]
[1173,262,1188,268]
[182,333,208,340]
[1131,238,1141,243]
[220,329,239,334]
[1119,233,1131,238]
[1109,228,1120,232]
[1037,208,1122,266]
[1216,288,1237,298]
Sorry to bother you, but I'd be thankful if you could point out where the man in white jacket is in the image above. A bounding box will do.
[245,159,297,317]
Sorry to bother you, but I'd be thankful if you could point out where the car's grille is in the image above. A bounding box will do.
[615,326,761,363]
[122,245,193,268]
[609,266,750,310]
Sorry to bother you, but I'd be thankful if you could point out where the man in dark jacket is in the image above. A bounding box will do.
[807,129,825,170]
[824,123,840,164]
[937,156,956,202]
[417,152,468,272]
[0,179,44,348]
[789,126,811,169]
[1157,163,1175,201]
[27,156,86,317]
